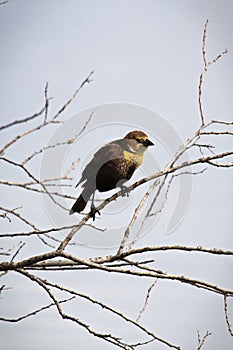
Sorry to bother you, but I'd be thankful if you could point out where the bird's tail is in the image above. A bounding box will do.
[69,188,93,215]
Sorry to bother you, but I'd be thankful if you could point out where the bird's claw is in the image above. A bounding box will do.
[90,205,101,221]
[120,185,130,197]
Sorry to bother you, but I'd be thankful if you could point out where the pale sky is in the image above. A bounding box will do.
[0,1,233,350]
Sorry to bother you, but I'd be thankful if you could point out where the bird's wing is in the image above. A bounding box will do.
[75,140,125,187]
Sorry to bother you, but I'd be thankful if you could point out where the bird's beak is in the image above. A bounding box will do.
[143,139,154,147]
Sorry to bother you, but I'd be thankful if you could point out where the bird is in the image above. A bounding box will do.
[69,130,154,220]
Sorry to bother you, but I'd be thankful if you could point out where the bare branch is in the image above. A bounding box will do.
[21,140,74,165]
[207,160,233,167]
[0,222,104,238]
[201,131,233,136]
[193,143,215,155]
[0,180,76,200]
[211,120,233,126]
[55,252,233,297]
[136,279,157,323]
[15,269,180,350]
[0,72,93,156]
[202,19,208,67]
[17,270,181,349]
[224,295,233,337]
[0,157,68,211]
[0,297,75,322]
[0,105,46,132]
[197,330,212,350]
[198,20,228,126]
[52,71,94,120]
[43,82,49,124]
[0,118,61,156]
[0,206,38,230]
[75,107,96,138]
[10,242,25,262]
[117,179,159,255]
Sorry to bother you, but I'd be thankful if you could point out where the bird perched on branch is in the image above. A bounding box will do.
[69,130,154,220]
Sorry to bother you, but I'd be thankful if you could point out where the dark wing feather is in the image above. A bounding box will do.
[76,139,125,187]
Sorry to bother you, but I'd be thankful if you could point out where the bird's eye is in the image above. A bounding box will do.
[136,138,143,144]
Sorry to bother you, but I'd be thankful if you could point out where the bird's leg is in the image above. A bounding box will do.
[120,185,130,197]
[90,192,100,221]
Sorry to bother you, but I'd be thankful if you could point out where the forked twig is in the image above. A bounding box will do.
[197,330,212,350]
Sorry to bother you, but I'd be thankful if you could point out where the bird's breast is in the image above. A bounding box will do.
[123,150,143,168]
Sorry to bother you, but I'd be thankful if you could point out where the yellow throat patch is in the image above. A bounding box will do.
[123,150,144,168]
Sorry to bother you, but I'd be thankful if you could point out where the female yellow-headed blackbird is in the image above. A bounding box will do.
[69,130,154,219]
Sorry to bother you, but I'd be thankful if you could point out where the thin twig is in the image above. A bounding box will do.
[117,179,159,255]
[10,242,26,262]
[198,19,228,126]
[0,157,68,211]
[197,330,212,350]
[0,206,38,230]
[224,295,233,336]
[0,105,46,132]
[52,71,94,120]
[0,297,75,322]
[43,82,49,124]
[136,279,157,323]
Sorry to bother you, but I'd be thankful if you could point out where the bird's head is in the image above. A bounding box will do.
[124,130,154,154]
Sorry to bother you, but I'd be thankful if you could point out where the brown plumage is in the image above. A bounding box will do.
[69,130,154,219]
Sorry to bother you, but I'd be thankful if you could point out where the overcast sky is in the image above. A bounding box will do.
[0,1,233,350]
